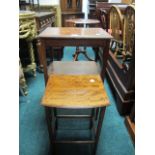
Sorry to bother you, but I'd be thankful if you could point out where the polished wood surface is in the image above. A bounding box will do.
[66,18,100,25]
[38,26,112,155]
[38,27,112,83]
[38,27,113,39]
[62,12,84,27]
[42,74,110,108]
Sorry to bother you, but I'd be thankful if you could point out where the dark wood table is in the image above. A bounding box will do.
[65,18,101,61]
[38,27,112,155]
[38,27,112,83]
[66,18,100,27]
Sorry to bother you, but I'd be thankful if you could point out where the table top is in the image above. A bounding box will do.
[38,27,113,39]
[35,12,55,18]
[41,74,110,108]
[66,18,100,25]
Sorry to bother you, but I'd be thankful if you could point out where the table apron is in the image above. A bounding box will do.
[42,39,109,47]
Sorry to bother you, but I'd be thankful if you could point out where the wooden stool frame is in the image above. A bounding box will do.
[38,27,112,155]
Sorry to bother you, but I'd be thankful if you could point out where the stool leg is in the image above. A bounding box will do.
[95,108,99,120]
[51,108,56,155]
[90,108,95,129]
[73,47,80,61]
[45,107,56,155]
[93,47,99,62]
[94,107,106,155]
[45,107,52,142]
[54,108,58,130]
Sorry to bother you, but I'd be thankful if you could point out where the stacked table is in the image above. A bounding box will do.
[38,27,112,154]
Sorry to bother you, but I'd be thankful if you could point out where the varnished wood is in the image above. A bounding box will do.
[66,18,100,26]
[38,27,112,84]
[37,27,112,155]
[38,27,113,39]
[60,0,82,12]
[94,107,106,155]
[42,74,110,108]
[35,12,55,34]
[62,12,84,27]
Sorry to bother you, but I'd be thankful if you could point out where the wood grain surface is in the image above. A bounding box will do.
[65,18,100,25]
[38,27,113,39]
[42,74,110,108]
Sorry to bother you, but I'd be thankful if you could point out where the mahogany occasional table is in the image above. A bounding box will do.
[65,18,101,61]
[38,27,112,155]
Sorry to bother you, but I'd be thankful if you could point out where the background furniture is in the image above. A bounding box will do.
[35,11,63,70]
[105,5,135,115]
[19,11,37,77]
[65,18,100,61]
[38,27,112,154]
[19,58,28,96]
[60,0,84,27]
[35,12,55,34]
[96,2,127,30]
[88,0,108,19]
[125,103,135,144]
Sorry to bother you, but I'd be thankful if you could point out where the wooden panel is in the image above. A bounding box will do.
[35,12,55,34]
[38,27,113,39]
[62,12,84,27]
[66,18,100,26]
[42,74,110,108]
[60,0,82,12]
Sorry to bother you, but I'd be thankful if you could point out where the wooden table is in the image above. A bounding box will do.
[38,27,112,154]
[35,12,55,34]
[38,27,112,83]
[66,18,100,27]
[65,18,101,61]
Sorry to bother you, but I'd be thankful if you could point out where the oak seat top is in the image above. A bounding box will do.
[38,27,113,39]
[42,74,110,108]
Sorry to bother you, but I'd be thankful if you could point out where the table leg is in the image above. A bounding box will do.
[37,39,44,72]
[45,107,56,155]
[94,107,106,155]
[95,108,99,120]
[101,40,110,80]
[27,40,36,77]
[45,107,53,144]
[93,47,99,62]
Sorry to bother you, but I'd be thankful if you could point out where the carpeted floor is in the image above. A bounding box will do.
[19,47,135,155]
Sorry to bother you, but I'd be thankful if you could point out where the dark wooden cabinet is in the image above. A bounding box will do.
[35,12,55,34]
[60,0,82,12]
[98,5,135,115]
[60,0,84,27]
[61,12,84,27]
[88,0,108,19]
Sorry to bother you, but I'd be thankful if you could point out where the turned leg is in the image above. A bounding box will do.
[27,40,36,77]
[94,107,106,155]
[36,39,44,72]
[19,59,28,96]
